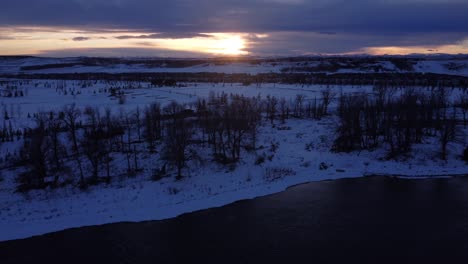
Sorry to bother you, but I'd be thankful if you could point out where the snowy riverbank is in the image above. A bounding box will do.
[1,117,466,242]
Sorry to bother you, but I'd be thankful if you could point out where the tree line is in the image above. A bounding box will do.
[333,86,468,160]
[12,93,271,191]
[3,72,468,90]
[1,87,466,192]
[6,88,342,191]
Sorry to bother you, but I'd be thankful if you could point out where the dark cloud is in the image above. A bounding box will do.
[1,0,467,55]
[135,41,154,46]
[39,47,212,58]
[115,34,159,40]
[115,32,212,40]
[150,32,212,39]
[0,35,14,40]
[1,0,467,34]
[246,31,466,56]
[72,36,90,41]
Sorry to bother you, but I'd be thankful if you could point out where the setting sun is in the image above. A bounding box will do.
[155,33,248,56]
[210,35,247,55]
[0,28,250,56]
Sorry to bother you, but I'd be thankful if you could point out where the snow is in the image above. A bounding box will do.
[0,80,370,130]
[1,56,468,75]
[0,80,467,242]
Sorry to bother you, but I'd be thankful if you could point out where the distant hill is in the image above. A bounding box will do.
[1,55,468,77]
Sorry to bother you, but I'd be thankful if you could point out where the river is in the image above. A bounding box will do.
[1,176,468,263]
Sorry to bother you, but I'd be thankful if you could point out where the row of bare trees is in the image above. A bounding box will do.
[10,86,467,192]
[6,72,468,91]
[16,93,273,190]
[333,87,467,159]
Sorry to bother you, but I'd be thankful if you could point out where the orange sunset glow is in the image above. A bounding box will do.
[0,27,251,56]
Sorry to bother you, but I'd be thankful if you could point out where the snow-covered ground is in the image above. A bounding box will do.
[1,56,468,75]
[0,80,466,242]
[0,80,368,130]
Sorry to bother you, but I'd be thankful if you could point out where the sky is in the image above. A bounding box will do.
[0,0,467,57]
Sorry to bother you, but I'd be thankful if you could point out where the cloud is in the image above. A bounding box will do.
[135,41,154,46]
[1,0,468,56]
[115,34,159,40]
[1,0,467,34]
[317,32,337,35]
[244,31,468,56]
[72,36,90,41]
[0,35,14,40]
[261,0,306,5]
[38,47,213,58]
[115,32,213,40]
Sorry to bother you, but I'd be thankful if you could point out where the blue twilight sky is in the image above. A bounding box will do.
[0,0,467,57]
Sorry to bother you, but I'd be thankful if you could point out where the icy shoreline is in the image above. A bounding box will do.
[1,166,466,242]
[1,115,467,242]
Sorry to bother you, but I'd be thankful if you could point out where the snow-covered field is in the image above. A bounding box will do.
[0,79,467,242]
[0,80,369,130]
[1,56,468,75]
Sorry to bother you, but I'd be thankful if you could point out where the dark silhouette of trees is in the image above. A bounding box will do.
[45,112,67,185]
[62,104,85,185]
[163,104,193,180]
[9,85,467,193]
[279,97,289,123]
[456,94,468,128]
[144,103,162,152]
[293,94,306,118]
[201,94,261,163]
[333,93,366,152]
[320,87,336,116]
[265,95,278,124]
[437,106,462,160]
[81,107,106,182]
[333,86,465,159]
[18,114,49,190]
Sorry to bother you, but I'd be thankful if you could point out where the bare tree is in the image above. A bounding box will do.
[62,104,84,184]
[265,95,278,124]
[320,87,336,115]
[135,106,142,142]
[279,97,289,123]
[81,107,105,181]
[164,112,192,180]
[45,112,67,185]
[456,93,468,128]
[438,106,460,160]
[144,103,162,151]
[293,94,306,118]
[19,114,49,190]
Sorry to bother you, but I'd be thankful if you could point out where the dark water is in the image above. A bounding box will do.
[2,176,468,264]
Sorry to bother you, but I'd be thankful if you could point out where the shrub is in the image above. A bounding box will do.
[277,126,291,131]
[264,167,296,182]
[118,94,127,104]
[269,141,279,153]
[319,162,329,170]
[151,164,167,181]
[15,171,48,192]
[246,173,252,182]
[255,155,265,165]
[168,187,180,195]
[463,147,468,162]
